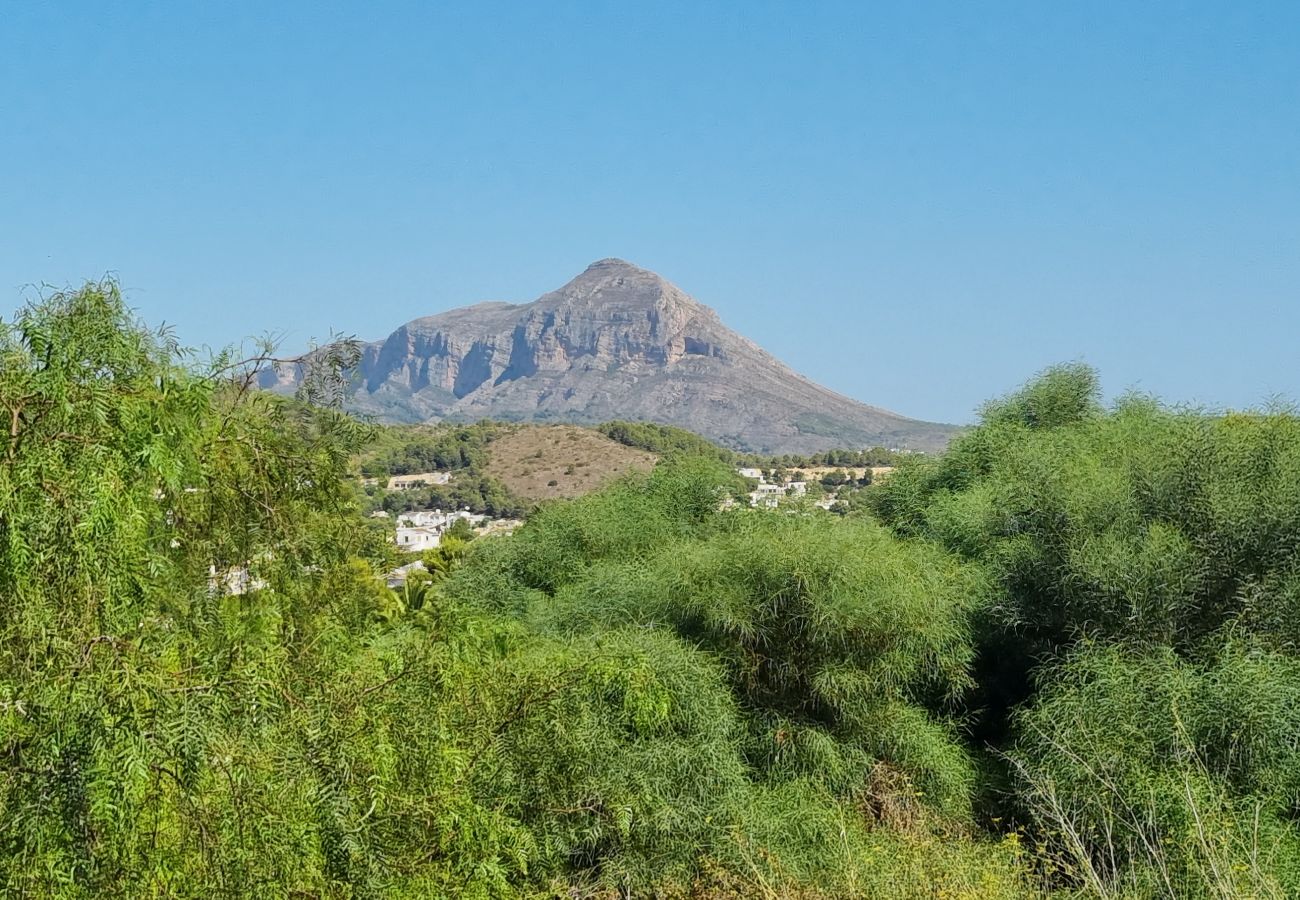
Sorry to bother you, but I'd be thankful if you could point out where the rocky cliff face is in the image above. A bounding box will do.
[264,259,956,454]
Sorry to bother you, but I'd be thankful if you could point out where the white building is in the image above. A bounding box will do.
[737,467,763,480]
[386,560,427,588]
[396,526,441,553]
[398,509,449,529]
[450,510,488,527]
[394,508,494,553]
[750,483,785,508]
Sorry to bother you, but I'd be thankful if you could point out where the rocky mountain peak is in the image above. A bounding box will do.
[573,257,664,283]
[265,261,956,454]
[545,258,701,315]
[583,257,646,275]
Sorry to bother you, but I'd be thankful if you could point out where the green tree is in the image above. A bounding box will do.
[445,516,477,542]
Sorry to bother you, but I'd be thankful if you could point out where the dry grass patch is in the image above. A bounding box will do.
[485,425,657,502]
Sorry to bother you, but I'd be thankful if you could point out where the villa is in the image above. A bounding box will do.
[396,526,441,552]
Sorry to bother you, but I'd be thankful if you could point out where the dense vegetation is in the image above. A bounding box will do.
[737,446,907,469]
[359,422,499,476]
[597,420,735,462]
[355,423,526,518]
[4,284,1300,897]
[599,419,905,470]
[868,363,1300,896]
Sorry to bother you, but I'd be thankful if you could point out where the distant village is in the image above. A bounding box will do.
[738,467,810,508]
[736,464,894,511]
[367,472,522,554]
[208,456,898,598]
[370,460,897,564]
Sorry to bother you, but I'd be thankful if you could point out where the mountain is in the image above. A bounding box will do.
[263,259,957,454]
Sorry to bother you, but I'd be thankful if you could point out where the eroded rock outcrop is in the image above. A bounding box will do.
[265,259,956,454]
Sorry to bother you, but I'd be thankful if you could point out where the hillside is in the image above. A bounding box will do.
[353,421,661,512]
[355,419,904,511]
[262,259,957,454]
[482,424,658,502]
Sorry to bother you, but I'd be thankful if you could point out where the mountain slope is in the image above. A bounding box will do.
[265,259,957,454]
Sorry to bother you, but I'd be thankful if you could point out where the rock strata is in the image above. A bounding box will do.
[263,259,957,454]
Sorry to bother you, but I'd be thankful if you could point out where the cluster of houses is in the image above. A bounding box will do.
[390,508,489,553]
[364,470,523,557]
[737,467,811,509]
[383,506,522,587]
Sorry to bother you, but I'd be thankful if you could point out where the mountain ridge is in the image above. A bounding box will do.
[263,259,957,454]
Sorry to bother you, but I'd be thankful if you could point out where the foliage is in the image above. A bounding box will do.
[0,282,1028,897]
[869,363,1300,896]
[444,516,477,543]
[358,421,500,477]
[872,374,1300,664]
[420,535,471,581]
[13,288,1300,898]
[356,422,527,517]
[1009,640,1300,898]
[597,419,733,461]
[446,463,990,828]
[598,418,906,471]
[0,282,385,894]
[979,361,1102,430]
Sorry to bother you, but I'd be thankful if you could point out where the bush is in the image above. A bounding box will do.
[17,296,1300,900]
[1009,640,1300,897]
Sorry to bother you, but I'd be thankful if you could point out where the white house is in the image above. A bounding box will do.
[396,526,441,553]
[750,483,785,508]
[398,509,449,529]
[737,467,763,480]
[450,510,488,527]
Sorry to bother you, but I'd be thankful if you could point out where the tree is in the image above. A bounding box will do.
[421,535,470,580]
[820,469,849,487]
[0,282,393,893]
[445,516,477,542]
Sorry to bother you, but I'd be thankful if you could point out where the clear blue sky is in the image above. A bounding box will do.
[2,2,1297,424]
